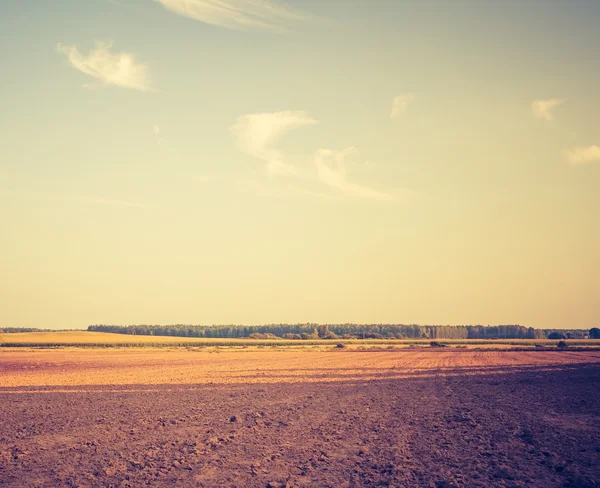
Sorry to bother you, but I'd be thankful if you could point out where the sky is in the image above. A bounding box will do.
[0,0,598,330]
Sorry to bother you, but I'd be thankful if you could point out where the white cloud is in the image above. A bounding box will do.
[314,148,398,202]
[390,93,414,119]
[231,110,409,202]
[564,145,600,165]
[57,42,154,92]
[230,111,317,175]
[155,0,302,32]
[531,98,564,122]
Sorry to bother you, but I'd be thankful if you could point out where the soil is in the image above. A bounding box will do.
[1,349,599,487]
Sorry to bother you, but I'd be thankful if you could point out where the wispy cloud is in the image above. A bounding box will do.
[231,110,409,202]
[57,42,154,92]
[230,111,317,175]
[155,0,302,32]
[564,145,600,165]
[0,189,145,208]
[391,93,414,119]
[152,124,164,144]
[531,98,565,122]
[314,148,399,202]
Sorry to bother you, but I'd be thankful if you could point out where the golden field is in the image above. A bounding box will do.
[1,331,599,349]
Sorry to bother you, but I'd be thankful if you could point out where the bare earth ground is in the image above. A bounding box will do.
[1,349,599,488]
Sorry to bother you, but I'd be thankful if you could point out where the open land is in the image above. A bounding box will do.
[1,347,599,487]
[2,331,599,349]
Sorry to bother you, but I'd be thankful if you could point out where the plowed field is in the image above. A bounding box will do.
[1,349,599,487]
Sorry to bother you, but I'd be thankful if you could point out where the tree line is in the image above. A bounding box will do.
[0,327,47,333]
[86,324,593,340]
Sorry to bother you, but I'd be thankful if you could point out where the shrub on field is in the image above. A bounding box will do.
[430,341,447,348]
[248,333,279,340]
[315,325,339,339]
[300,328,320,340]
[557,340,568,349]
[336,343,346,349]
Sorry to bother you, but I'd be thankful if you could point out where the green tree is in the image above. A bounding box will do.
[548,331,566,340]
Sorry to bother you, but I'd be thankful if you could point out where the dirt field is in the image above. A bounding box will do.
[1,349,599,488]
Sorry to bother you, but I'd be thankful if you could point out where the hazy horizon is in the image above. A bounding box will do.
[2,322,595,332]
[1,0,599,330]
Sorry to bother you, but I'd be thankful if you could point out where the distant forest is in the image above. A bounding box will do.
[0,328,49,333]
[84,324,593,340]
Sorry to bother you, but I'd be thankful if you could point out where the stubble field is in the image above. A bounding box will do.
[1,348,599,487]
